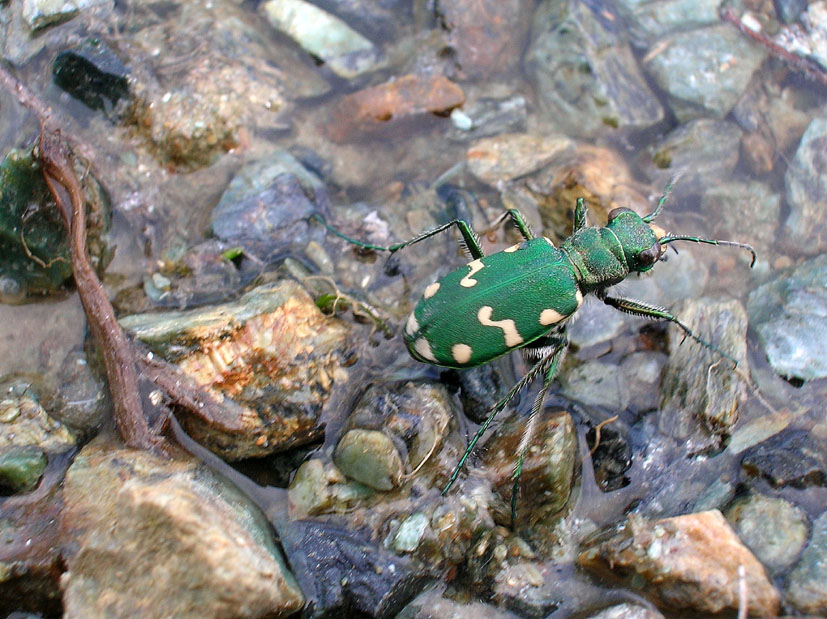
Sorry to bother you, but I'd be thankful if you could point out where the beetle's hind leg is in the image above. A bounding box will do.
[510,334,567,527]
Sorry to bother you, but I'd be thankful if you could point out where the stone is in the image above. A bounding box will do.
[643,25,767,120]
[724,494,809,571]
[60,442,304,618]
[120,280,352,459]
[579,510,780,616]
[783,116,827,255]
[328,74,464,142]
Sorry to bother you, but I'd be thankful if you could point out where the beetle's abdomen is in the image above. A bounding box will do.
[403,238,582,368]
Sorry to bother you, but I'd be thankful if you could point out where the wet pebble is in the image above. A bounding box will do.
[439,0,529,77]
[288,457,372,517]
[786,511,827,615]
[260,0,384,79]
[22,0,112,31]
[479,410,576,526]
[60,441,304,617]
[526,0,664,135]
[647,119,742,197]
[52,38,130,114]
[334,381,457,491]
[466,133,572,185]
[585,603,664,619]
[0,148,72,297]
[700,181,780,259]
[724,494,809,572]
[0,382,75,456]
[578,510,780,616]
[658,298,749,453]
[0,445,47,494]
[747,253,827,381]
[740,429,826,489]
[623,0,721,45]
[783,116,827,255]
[642,25,767,121]
[328,74,464,142]
[447,95,527,141]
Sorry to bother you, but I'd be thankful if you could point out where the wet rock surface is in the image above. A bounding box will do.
[747,254,827,381]
[60,441,304,618]
[120,280,353,459]
[579,510,780,616]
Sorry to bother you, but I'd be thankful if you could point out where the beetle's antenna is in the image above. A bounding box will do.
[659,235,757,267]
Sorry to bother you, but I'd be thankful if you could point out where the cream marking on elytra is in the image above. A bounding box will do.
[543,237,555,247]
[451,343,472,364]
[405,312,419,336]
[503,244,520,253]
[424,282,441,298]
[575,289,584,307]
[460,259,484,287]
[539,308,564,325]
[414,338,436,362]
[478,306,523,347]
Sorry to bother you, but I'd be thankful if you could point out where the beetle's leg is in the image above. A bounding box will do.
[388,219,485,259]
[598,291,739,367]
[482,208,535,241]
[441,343,566,496]
[310,214,486,259]
[573,198,587,234]
[510,336,567,527]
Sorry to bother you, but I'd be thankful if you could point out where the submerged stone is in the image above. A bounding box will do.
[643,25,767,120]
[659,298,749,452]
[0,445,47,493]
[466,133,572,185]
[260,0,383,78]
[22,0,112,31]
[480,410,576,526]
[783,117,827,255]
[0,148,72,297]
[526,0,664,136]
[747,254,827,381]
[328,74,464,142]
[786,512,827,615]
[334,428,403,491]
[333,381,457,491]
[724,494,809,572]
[52,38,129,113]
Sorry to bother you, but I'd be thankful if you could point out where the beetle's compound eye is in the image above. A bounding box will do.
[607,207,635,223]
[637,242,661,267]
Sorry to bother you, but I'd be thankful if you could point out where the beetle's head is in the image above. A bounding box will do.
[606,207,666,273]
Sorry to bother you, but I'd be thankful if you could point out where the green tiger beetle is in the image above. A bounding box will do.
[313,184,756,524]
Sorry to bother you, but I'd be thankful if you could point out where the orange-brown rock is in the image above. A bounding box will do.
[329,74,464,142]
[579,510,780,616]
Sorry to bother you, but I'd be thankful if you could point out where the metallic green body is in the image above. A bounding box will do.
[403,210,662,369]
[403,237,581,368]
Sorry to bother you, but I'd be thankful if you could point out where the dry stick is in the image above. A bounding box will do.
[39,128,168,453]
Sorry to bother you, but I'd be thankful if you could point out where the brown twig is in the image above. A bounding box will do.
[589,415,619,455]
[39,127,168,453]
